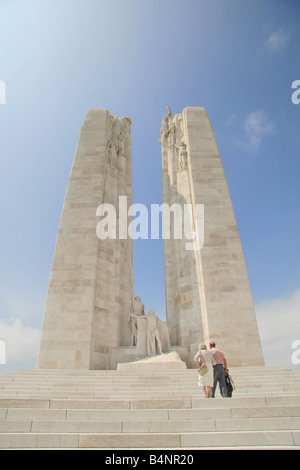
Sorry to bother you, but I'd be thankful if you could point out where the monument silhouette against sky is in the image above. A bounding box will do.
[37,107,264,370]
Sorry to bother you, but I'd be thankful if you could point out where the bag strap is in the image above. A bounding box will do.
[200,350,207,365]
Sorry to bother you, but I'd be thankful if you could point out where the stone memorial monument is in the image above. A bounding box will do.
[37,107,264,370]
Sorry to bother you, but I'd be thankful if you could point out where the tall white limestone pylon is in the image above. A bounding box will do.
[160,106,264,367]
[37,110,134,370]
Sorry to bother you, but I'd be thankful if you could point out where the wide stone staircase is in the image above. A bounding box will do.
[0,365,299,449]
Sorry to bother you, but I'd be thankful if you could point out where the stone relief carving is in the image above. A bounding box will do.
[176,141,187,171]
[160,105,174,147]
[107,116,132,167]
[160,106,188,173]
[107,141,117,166]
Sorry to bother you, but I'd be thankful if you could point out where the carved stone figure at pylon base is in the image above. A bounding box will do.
[145,309,163,356]
[129,298,171,357]
[129,296,145,346]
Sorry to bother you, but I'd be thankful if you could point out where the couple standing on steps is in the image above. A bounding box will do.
[194,341,235,399]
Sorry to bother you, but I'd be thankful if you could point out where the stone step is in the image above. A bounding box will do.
[1,416,300,434]
[0,385,298,395]
[1,378,300,388]
[0,430,299,449]
[1,380,299,391]
[0,395,299,410]
[2,403,300,422]
[9,365,281,373]
[2,375,300,384]
[3,369,299,378]
[9,375,296,384]
[1,387,300,397]
[1,388,299,398]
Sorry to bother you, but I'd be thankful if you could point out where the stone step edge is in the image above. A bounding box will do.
[1,390,300,395]
[3,405,300,422]
[3,379,297,386]
[0,395,300,409]
[0,430,299,449]
[10,366,283,373]
[1,416,300,433]
[4,371,297,380]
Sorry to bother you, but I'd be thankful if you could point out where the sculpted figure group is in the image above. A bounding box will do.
[129,296,171,357]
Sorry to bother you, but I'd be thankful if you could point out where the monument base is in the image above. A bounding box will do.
[117,351,187,371]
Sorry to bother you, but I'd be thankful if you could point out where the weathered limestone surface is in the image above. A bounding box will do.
[37,110,133,370]
[160,107,264,367]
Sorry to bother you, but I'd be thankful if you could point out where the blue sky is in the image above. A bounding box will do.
[0,0,299,374]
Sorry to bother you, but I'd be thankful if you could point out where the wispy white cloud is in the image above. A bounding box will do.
[239,110,275,152]
[266,29,290,53]
[0,285,44,374]
[255,288,300,370]
[0,289,43,375]
[0,318,41,375]
[0,318,40,373]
